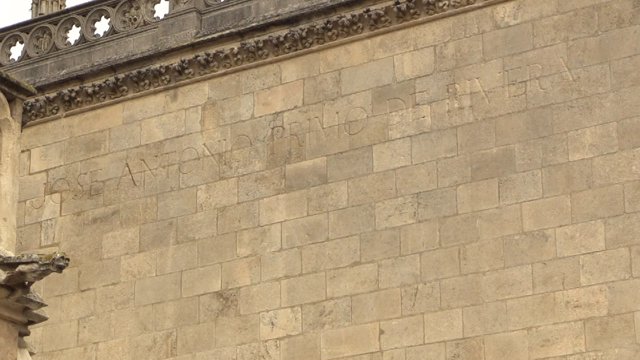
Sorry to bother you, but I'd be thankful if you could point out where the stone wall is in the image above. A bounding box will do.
[13,0,640,358]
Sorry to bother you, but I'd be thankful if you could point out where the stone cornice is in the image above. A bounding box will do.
[21,0,503,126]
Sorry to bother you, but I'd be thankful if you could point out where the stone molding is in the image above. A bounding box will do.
[20,0,500,126]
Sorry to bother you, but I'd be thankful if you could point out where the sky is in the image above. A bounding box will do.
[0,0,91,28]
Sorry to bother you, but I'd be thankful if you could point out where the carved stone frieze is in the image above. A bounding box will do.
[0,0,169,65]
[21,0,490,125]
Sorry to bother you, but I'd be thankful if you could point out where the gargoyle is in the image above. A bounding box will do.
[0,252,70,288]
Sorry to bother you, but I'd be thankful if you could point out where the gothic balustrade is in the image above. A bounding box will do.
[0,0,249,66]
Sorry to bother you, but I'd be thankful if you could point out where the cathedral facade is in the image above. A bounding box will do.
[0,0,639,358]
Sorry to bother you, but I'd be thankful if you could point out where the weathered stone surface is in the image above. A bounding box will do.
[8,0,640,358]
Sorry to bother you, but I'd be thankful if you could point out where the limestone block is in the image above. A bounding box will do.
[585,314,636,351]
[176,209,217,243]
[503,230,556,267]
[301,236,359,273]
[221,256,260,289]
[522,195,571,231]
[571,185,624,223]
[484,331,528,360]
[329,204,375,239]
[624,181,640,213]
[177,322,216,355]
[327,263,378,298]
[435,36,483,71]
[421,246,460,282]
[255,81,303,117]
[102,227,138,258]
[606,212,640,248]
[182,264,221,297]
[527,322,585,359]
[395,162,437,196]
[282,213,327,249]
[341,58,394,95]
[79,257,120,290]
[96,281,134,312]
[445,338,484,360]
[302,298,351,331]
[441,274,483,308]
[205,95,253,127]
[165,82,208,113]
[327,147,372,182]
[285,157,327,191]
[352,289,401,324]
[411,129,457,164]
[360,229,400,262]
[236,340,281,360]
[499,170,542,205]
[238,168,285,202]
[237,224,281,257]
[197,233,236,265]
[280,53,321,83]
[379,254,420,288]
[304,72,340,105]
[470,146,516,181]
[158,188,196,220]
[239,282,280,314]
[417,188,457,221]
[485,23,534,59]
[608,278,640,314]
[63,131,109,164]
[460,238,504,274]
[152,297,198,331]
[121,251,157,281]
[542,159,593,196]
[197,178,238,212]
[580,248,631,285]
[110,122,141,152]
[424,309,462,343]
[123,92,167,123]
[371,29,414,60]
[380,315,424,350]
[376,195,418,230]
[437,155,471,187]
[41,320,79,352]
[260,307,302,340]
[218,202,259,234]
[401,282,440,315]
[394,47,435,82]
[618,116,640,149]
[568,123,619,161]
[282,334,320,360]
[24,195,60,225]
[348,171,396,206]
[406,343,445,360]
[281,272,326,307]
[556,221,605,257]
[156,242,197,275]
[458,119,495,153]
[373,138,411,172]
[260,191,307,225]
[320,323,380,359]
[308,182,348,215]
[261,248,301,281]
[462,301,508,337]
[482,265,532,302]
[134,272,181,306]
[400,220,438,255]
[141,111,186,145]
